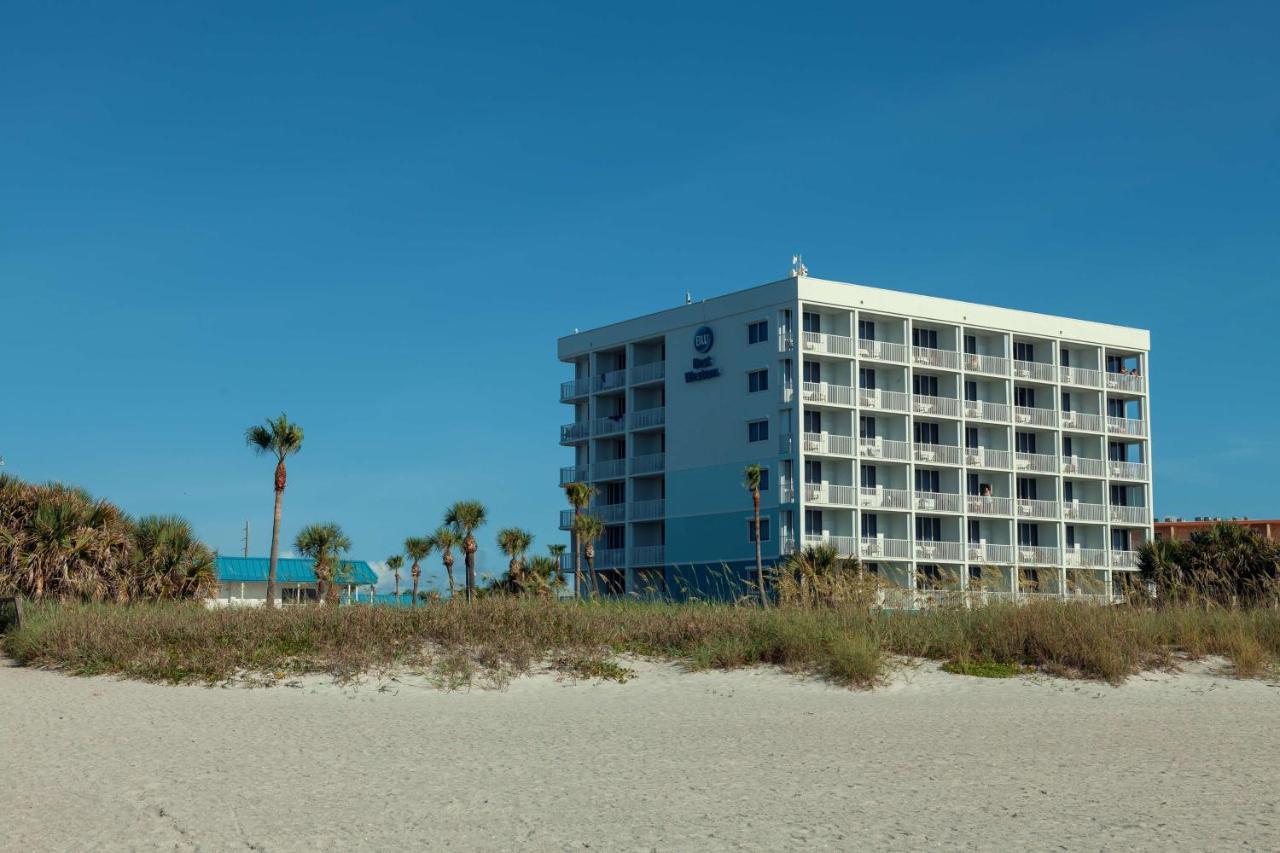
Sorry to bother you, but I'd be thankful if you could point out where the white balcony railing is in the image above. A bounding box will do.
[912,442,962,465]
[802,382,855,406]
[1062,500,1107,522]
[629,362,665,384]
[1060,411,1104,432]
[629,453,665,475]
[778,333,795,353]
[857,338,908,364]
[629,545,665,566]
[1107,416,1147,437]
[804,483,855,506]
[1108,460,1150,481]
[1014,451,1057,473]
[860,536,912,560]
[912,394,960,417]
[560,421,590,442]
[779,480,796,503]
[1013,360,1056,382]
[858,388,910,412]
[914,491,962,513]
[1111,550,1139,569]
[967,542,1015,564]
[1064,547,1109,568]
[963,399,1009,422]
[630,499,665,521]
[593,368,628,393]
[1014,406,1057,428]
[594,416,626,436]
[1060,366,1102,388]
[860,436,911,461]
[858,485,911,510]
[965,447,1012,469]
[592,503,626,523]
[559,510,574,529]
[801,330,855,357]
[1105,372,1146,394]
[560,465,587,485]
[592,548,627,569]
[1017,546,1060,566]
[628,407,665,430]
[560,377,592,400]
[593,458,627,479]
[1061,456,1107,477]
[803,534,858,556]
[914,540,964,562]
[912,346,960,371]
[966,495,1014,516]
[963,353,1009,376]
[803,432,855,456]
[1016,498,1060,519]
[1109,505,1151,525]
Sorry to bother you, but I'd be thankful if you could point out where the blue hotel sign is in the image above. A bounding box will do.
[686,325,721,383]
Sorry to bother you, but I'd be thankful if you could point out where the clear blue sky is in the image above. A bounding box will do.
[3,2,1277,589]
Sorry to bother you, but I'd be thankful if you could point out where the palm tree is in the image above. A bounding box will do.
[563,482,596,597]
[404,536,432,609]
[743,464,767,608]
[294,522,351,604]
[548,543,567,589]
[525,555,562,596]
[131,514,217,600]
[572,513,605,598]
[426,526,460,597]
[244,414,304,608]
[496,527,535,593]
[445,501,487,602]
[385,554,405,600]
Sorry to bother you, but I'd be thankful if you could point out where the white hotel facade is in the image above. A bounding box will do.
[558,275,1152,601]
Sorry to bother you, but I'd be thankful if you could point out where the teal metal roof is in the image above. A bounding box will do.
[216,557,378,586]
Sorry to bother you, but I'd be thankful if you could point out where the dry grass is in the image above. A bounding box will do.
[4,598,1278,689]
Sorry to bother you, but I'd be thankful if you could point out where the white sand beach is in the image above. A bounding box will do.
[1,658,1277,852]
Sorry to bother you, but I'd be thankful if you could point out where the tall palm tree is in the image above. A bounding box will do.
[404,536,432,608]
[244,414,304,608]
[385,554,405,599]
[572,513,605,598]
[548,543,567,588]
[743,464,767,608]
[496,527,535,592]
[563,482,596,598]
[445,500,487,602]
[426,526,460,597]
[294,522,352,604]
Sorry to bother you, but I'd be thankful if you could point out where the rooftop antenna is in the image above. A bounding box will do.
[790,254,809,277]
[685,291,692,305]
[242,520,250,558]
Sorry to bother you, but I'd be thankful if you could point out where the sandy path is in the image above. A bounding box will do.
[1,658,1277,852]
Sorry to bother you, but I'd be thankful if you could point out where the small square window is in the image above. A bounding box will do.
[748,369,769,393]
[748,518,771,542]
[758,467,770,490]
[748,320,769,344]
[748,419,769,443]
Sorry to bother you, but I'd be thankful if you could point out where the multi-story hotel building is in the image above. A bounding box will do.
[557,274,1153,601]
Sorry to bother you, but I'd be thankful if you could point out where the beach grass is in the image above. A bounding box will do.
[4,597,1279,688]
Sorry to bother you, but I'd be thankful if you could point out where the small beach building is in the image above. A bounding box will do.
[211,556,379,607]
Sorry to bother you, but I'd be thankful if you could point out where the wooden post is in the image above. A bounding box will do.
[13,594,24,630]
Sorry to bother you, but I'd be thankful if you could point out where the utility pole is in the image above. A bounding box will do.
[242,521,250,557]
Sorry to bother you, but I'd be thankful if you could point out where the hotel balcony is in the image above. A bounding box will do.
[966,495,1014,516]
[912,345,960,371]
[804,534,858,556]
[802,382,855,407]
[1061,456,1106,477]
[1107,416,1147,437]
[778,432,795,453]
[1060,411,1103,432]
[912,442,962,466]
[804,483,855,507]
[1064,547,1109,568]
[593,504,626,523]
[592,458,627,480]
[629,362,665,385]
[1060,366,1102,389]
[913,491,963,513]
[779,479,796,503]
[1017,546,1061,566]
[963,353,1010,377]
[857,338,908,364]
[1111,550,1139,569]
[778,332,796,353]
[860,436,911,461]
[629,545,665,566]
[629,453,665,475]
[967,542,1015,564]
[1013,360,1056,382]
[560,421,590,443]
[560,377,592,401]
[559,464,588,486]
[803,432,855,457]
[593,368,628,394]
[593,548,627,569]
[858,387,910,413]
[966,447,1012,469]
[1016,498,1060,520]
[914,540,964,562]
[630,498,665,521]
[1014,406,1057,428]
[593,415,626,437]
[801,330,855,357]
[628,407,666,430]
[1109,505,1151,525]
[859,536,913,560]
[1014,451,1057,473]
[963,399,1010,422]
[1062,500,1107,522]
[559,510,573,529]
[1104,371,1146,394]
[912,394,960,418]
[1108,460,1150,481]
[859,485,911,510]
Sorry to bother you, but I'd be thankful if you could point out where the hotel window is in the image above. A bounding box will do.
[915,469,940,493]
[964,380,978,402]
[1061,391,1071,412]
[860,464,877,488]
[912,327,938,349]
[1062,436,1073,457]
[858,367,876,389]
[1060,348,1071,367]
[605,526,625,549]
[859,416,877,439]
[916,517,941,541]
[912,373,938,396]
[1015,432,1036,454]
[747,419,769,443]
[861,513,878,537]
[757,468,770,491]
[1017,523,1038,547]
[748,320,769,345]
[748,369,769,393]
[1063,481,1074,502]
[804,509,823,535]
[748,518,771,543]
[964,334,977,354]
[858,319,876,340]
[1015,386,1036,408]
[964,427,978,449]
[1017,477,1037,500]
[967,519,980,542]
[802,312,821,334]
[1014,341,1034,362]
[804,460,822,484]
[914,421,939,445]
[803,361,821,383]
[804,410,822,433]
[1066,525,1077,548]
[967,473,980,495]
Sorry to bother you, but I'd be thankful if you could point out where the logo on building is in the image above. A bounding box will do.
[686,325,720,382]
[693,326,714,354]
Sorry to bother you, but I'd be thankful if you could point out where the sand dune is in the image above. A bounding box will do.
[1,658,1277,851]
